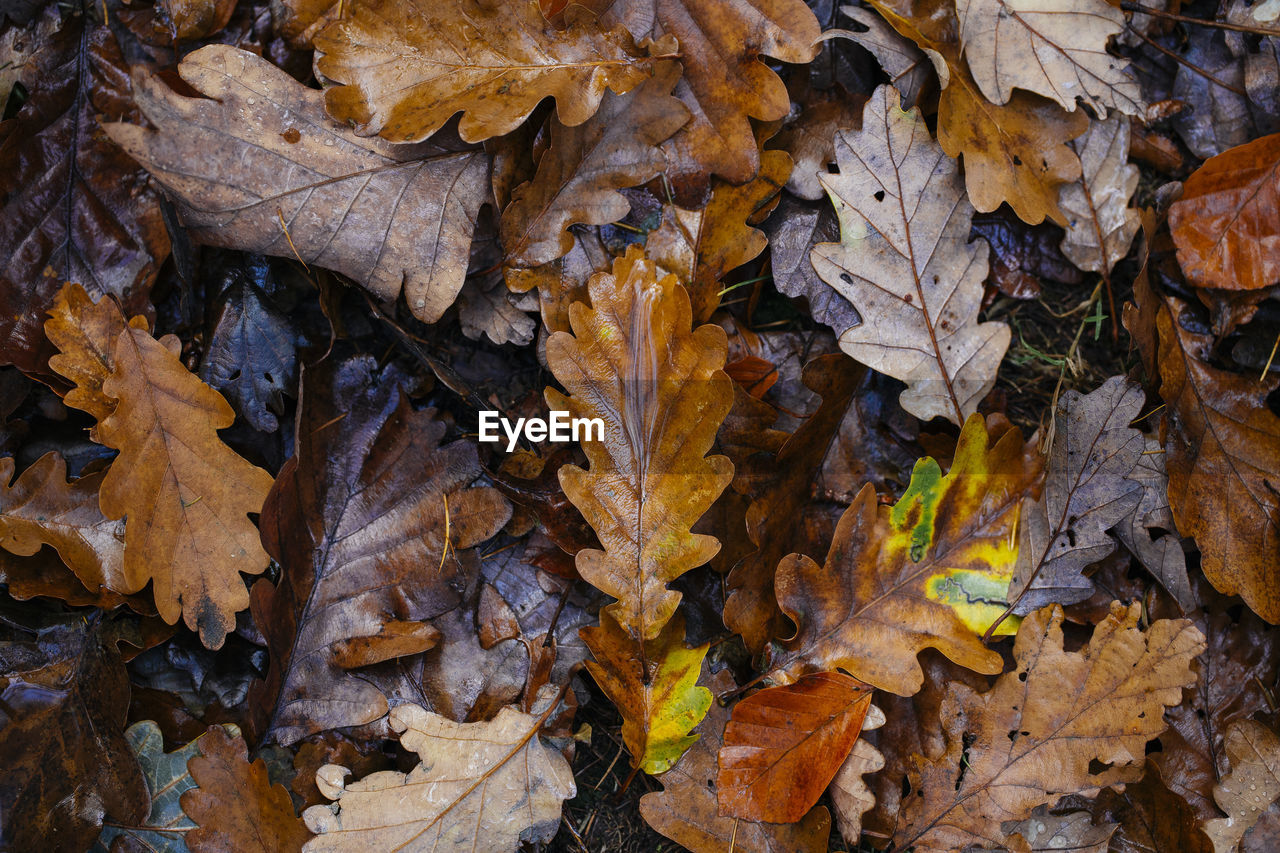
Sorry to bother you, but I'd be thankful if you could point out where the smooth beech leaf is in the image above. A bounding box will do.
[501,60,689,270]
[546,245,733,641]
[181,725,310,853]
[811,84,1010,424]
[1127,269,1280,622]
[581,611,712,774]
[1010,375,1145,613]
[646,150,792,324]
[891,604,1204,852]
[1204,721,1280,852]
[954,0,1144,116]
[301,689,575,852]
[639,669,832,853]
[866,0,1088,226]
[0,614,148,852]
[769,414,1041,696]
[1058,116,1141,274]
[1168,133,1280,291]
[251,355,510,745]
[104,45,489,325]
[315,0,656,143]
[0,452,127,602]
[716,671,873,823]
[0,17,166,375]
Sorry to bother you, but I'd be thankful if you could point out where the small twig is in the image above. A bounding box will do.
[544,584,572,646]
[1122,2,1280,35]
[1260,330,1280,381]
[438,493,452,573]
[276,208,310,272]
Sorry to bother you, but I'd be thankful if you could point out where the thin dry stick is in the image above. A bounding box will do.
[1122,2,1280,35]
[276,208,310,272]
[1260,330,1280,381]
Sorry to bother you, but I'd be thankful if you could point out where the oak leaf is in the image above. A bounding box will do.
[1113,435,1193,612]
[181,724,310,853]
[581,611,712,774]
[0,17,166,375]
[1079,760,1213,853]
[1003,808,1116,852]
[1168,133,1280,292]
[545,245,733,641]
[1059,116,1141,274]
[811,84,1010,424]
[251,356,510,744]
[1010,375,1145,613]
[315,0,656,143]
[866,0,1088,226]
[104,45,489,325]
[828,704,886,844]
[891,603,1204,852]
[1204,720,1280,852]
[500,60,689,270]
[955,0,1144,116]
[301,689,575,852]
[716,671,873,823]
[769,414,1041,695]
[638,669,832,853]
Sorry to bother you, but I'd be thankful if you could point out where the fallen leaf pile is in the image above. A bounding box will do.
[1,0,1279,850]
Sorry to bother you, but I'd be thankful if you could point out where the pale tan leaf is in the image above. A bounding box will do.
[1204,721,1280,853]
[1059,116,1141,274]
[829,704,885,845]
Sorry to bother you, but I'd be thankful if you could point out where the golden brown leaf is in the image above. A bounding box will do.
[546,245,733,641]
[162,0,236,39]
[717,672,873,823]
[811,85,1010,424]
[104,46,489,325]
[45,282,148,426]
[892,604,1204,852]
[1204,721,1280,852]
[1168,133,1280,291]
[181,726,309,853]
[315,0,657,143]
[769,414,1041,695]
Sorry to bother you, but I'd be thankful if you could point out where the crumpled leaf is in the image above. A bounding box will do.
[104,45,488,325]
[828,703,886,844]
[315,0,656,143]
[970,209,1084,300]
[0,16,166,375]
[773,98,861,201]
[717,671,873,823]
[0,452,127,602]
[250,355,510,745]
[638,669,832,853]
[1168,133,1280,292]
[769,414,1041,696]
[891,603,1204,852]
[811,84,1010,424]
[501,60,688,270]
[838,5,931,110]
[1173,29,1254,160]
[1204,720,1280,852]
[302,688,575,852]
[0,613,148,852]
[955,0,1143,116]
[46,283,274,649]
[546,245,733,641]
[456,273,537,347]
[1059,116,1141,274]
[581,611,712,774]
[1010,375,1145,613]
[1127,270,1280,622]
[867,0,1088,226]
[181,724,310,853]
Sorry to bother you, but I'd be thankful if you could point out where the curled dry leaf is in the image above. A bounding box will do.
[1204,720,1280,852]
[501,60,689,270]
[769,414,1040,695]
[181,724,310,853]
[716,671,873,823]
[1059,116,1141,274]
[891,603,1204,852]
[1010,375,1145,613]
[0,17,166,375]
[104,45,489,325]
[828,703,886,844]
[866,0,1088,226]
[545,245,733,642]
[1168,133,1280,292]
[315,0,656,143]
[0,614,148,852]
[580,611,712,774]
[811,84,1010,424]
[302,688,575,852]
[838,6,932,110]
[251,355,510,744]
[646,150,792,324]
[954,0,1143,116]
[638,669,832,853]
